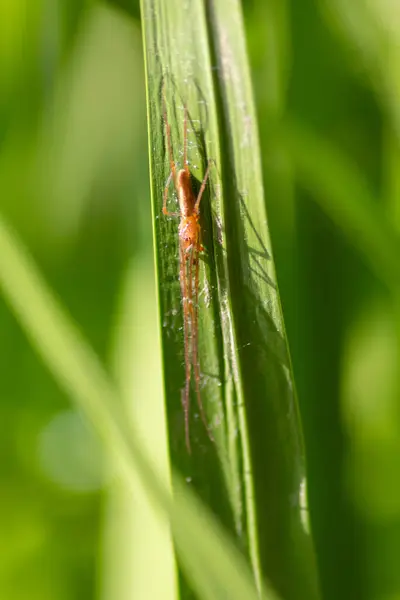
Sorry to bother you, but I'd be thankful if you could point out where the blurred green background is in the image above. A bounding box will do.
[1,1,400,599]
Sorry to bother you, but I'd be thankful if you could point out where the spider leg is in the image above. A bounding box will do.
[183,104,189,174]
[180,242,192,453]
[194,159,212,213]
[190,244,214,442]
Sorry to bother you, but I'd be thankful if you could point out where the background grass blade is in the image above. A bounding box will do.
[141,1,320,598]
[281,118,400,292]
[102,257,178,600]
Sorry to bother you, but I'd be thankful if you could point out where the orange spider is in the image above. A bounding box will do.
[162,90,213,452]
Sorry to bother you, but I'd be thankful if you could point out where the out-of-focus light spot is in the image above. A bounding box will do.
[342,299,400,521]
[299,477,310,534]
[37,5,144,241]
[366,0,400,38]
[38,409,106,492]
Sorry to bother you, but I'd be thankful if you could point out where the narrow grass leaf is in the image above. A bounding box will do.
[141,1,320,599]
[282,118,400,292]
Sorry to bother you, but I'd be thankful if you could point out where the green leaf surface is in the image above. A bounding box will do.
[141,1,319,599]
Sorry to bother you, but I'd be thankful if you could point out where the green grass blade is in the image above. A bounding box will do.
[141,1,320,598]
[282,118,400,292]
[0,213,278,600]
[102,258,178,600]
